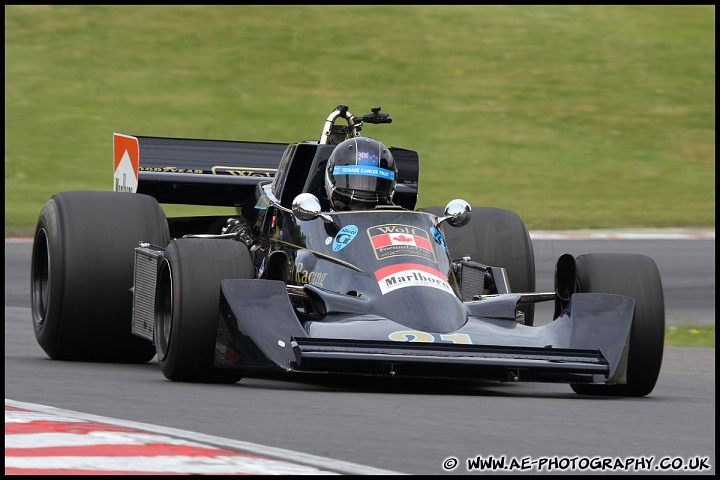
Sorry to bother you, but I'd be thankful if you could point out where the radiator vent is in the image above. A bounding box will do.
[132,246,164,342]
[456,259,488,302]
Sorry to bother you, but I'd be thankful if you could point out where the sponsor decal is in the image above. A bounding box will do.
[430,227,449,254]
[368,224,436,261]
[374,263,453,295]
[333,224,358,252]
[139,166,203,174]
[292,262,327,288]
[388,330,473,344]
[333,165,395,180]
[136,166,277,176]
[113,133,139,192]
[211,166,276,177]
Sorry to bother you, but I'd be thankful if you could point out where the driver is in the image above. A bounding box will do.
[324,137,397,211]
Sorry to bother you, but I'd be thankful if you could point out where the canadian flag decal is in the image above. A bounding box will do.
[113,133,139,193]
[371,233,432,251]
[367,225,437,262]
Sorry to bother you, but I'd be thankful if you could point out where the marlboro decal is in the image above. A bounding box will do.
[374,263,453,296]
[113,133,139,193]
[367,224,436,262]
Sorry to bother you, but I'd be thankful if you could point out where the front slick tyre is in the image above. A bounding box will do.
[155,238,253,383]
[571,253,665,397]
[31,191,169,363]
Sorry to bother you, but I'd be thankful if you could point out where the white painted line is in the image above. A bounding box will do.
[6,430,211,449]
[5,455,340,475]
[5,399,405,475]
[6,455,338,475]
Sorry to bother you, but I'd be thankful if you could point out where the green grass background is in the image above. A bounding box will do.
[5,6,715,347]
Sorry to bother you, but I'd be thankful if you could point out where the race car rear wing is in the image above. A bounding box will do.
[113,134,419,209]
[113,134,286,207]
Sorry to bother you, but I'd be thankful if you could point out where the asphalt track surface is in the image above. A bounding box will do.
[4,233,716,475]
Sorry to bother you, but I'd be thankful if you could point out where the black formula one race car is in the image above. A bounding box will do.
[30,104,665,397]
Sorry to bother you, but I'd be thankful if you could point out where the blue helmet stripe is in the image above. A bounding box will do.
[333,165,395,180]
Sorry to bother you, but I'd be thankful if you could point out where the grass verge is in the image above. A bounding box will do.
[665,325,715,349]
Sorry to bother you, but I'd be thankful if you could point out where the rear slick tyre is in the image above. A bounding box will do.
[570,253,665,397]
[155,238,253,383]
[31,191,169,363]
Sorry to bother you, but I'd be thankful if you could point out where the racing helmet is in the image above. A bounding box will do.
[324,137,397,211]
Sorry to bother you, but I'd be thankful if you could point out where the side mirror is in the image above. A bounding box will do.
[291,193,334,223]
[292,193,323,221]
[439,199,471,227]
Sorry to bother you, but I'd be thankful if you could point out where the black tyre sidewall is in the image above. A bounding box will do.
[157,238,253,383]
[32,199,65,359]
[31,191,169,362]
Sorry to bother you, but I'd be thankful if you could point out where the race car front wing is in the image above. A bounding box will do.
[216,279,634,386]
[291,337,609,383]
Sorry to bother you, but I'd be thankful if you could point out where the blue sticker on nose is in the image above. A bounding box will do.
[333,224,358,251]
[430,227,449,254]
